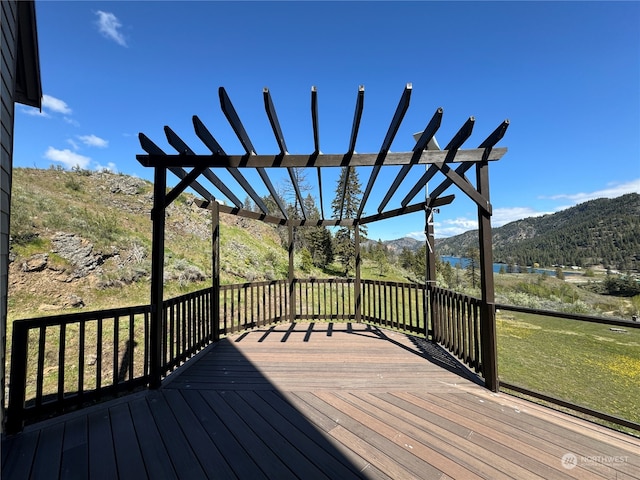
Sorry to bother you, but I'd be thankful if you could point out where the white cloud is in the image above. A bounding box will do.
[42,94,72,115]
[66,139,80,150]
[21,107,48,117]
[22,94,76,121]
[428,217,479,238]
[78,134,108,148]
[543,179,640,204]
[95,162,118,173]
[491,207,550,227]
[44,147,91,170]
[95,11,127,47]
[64,117,80,127]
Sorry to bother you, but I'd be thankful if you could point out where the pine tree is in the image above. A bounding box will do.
[299,194,333,268]
[465,247,480,288]
[372,239,389,276]
[331,168,367,276]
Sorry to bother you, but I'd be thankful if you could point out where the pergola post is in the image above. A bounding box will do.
[476,161,499,392]
[425,208,437,339]
[149,166,166,389]
[354,223,362,323]
[211,201,220,342]
[288,223,295,323]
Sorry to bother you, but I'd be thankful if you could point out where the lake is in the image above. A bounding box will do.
[440,256,580,277]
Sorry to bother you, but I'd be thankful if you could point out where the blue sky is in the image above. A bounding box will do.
[14,1,640,240]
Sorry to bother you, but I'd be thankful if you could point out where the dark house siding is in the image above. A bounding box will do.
[1,0,41,433]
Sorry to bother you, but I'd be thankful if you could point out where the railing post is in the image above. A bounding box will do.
[476,159,499,392]
[6,322,28,434]
[149,166,166,389]
[211,201,220,341]
[288,223,295,323]
[354,222,361,323]
[425,207,437,339]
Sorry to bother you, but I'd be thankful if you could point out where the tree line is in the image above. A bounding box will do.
[243,167,367,276]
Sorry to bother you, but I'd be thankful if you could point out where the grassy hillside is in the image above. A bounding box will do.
[9,167,637,323]
[8,167,295,319]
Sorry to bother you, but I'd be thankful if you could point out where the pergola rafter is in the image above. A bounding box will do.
[357,83,412,218]
[192,115,271,215]
[136,84,509,392]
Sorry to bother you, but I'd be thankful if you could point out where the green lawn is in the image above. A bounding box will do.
[497,310,640,429]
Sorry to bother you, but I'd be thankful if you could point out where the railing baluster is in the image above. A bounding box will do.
[143,310,149,380]
[128,312,135,386]
[35,326,46,408]
[78,321,86,399]
[170,302,175,368]
[58,324,66,406]
[112,316,119,390]
[97,318,103,391]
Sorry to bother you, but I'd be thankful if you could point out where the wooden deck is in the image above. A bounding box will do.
[3,322,639,479]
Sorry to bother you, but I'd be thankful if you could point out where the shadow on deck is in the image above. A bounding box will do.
[3,322,639,479]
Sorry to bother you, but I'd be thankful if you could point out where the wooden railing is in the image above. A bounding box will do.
[7,279,639,433]
[220,280,288,334]
[161,287,214,374]
[293,278,355,321]
[430,286,482,374]
[7,305,152,433]
[362,280,427,336]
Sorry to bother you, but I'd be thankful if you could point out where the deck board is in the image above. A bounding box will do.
[30,422,64,480]
[2,322,639,479]
[87,409,118,480]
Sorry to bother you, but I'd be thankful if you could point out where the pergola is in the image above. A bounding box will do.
[136,84,509,392]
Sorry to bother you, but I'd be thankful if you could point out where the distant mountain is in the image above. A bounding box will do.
[361,237,422,256]
[382,237,423,255]
[434,193,639,271]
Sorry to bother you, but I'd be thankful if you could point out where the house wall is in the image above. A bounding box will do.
[0,0,19,434]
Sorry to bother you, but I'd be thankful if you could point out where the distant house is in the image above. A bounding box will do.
[1,0,42,433]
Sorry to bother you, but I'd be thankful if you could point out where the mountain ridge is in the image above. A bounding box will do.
[383,193,639,271]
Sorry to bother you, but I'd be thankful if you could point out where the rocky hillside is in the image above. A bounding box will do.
[8,167,293,319]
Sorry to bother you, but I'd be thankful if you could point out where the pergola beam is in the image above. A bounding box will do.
[264,88,307,219]
[138,133,216,204]
[219,87,288,219]
[192,115,271,215]
[427,120,510,206]
[195,195,455,228]
[401,117,475,207]
[310,86,324,219]
[136,148,506,169]
[377,107,443,213]
[338,86,365,219]
[164,126,243,209]
[359,194,454,225]
[358,83,412,218]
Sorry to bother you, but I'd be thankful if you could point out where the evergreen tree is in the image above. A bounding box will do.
[399,248,414,270]
[331,168,367,275]
[413,245,427,281]
[465,247,480,288]
[299,194,333,268]
[243,195,255,212]
[372,239,390,276]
